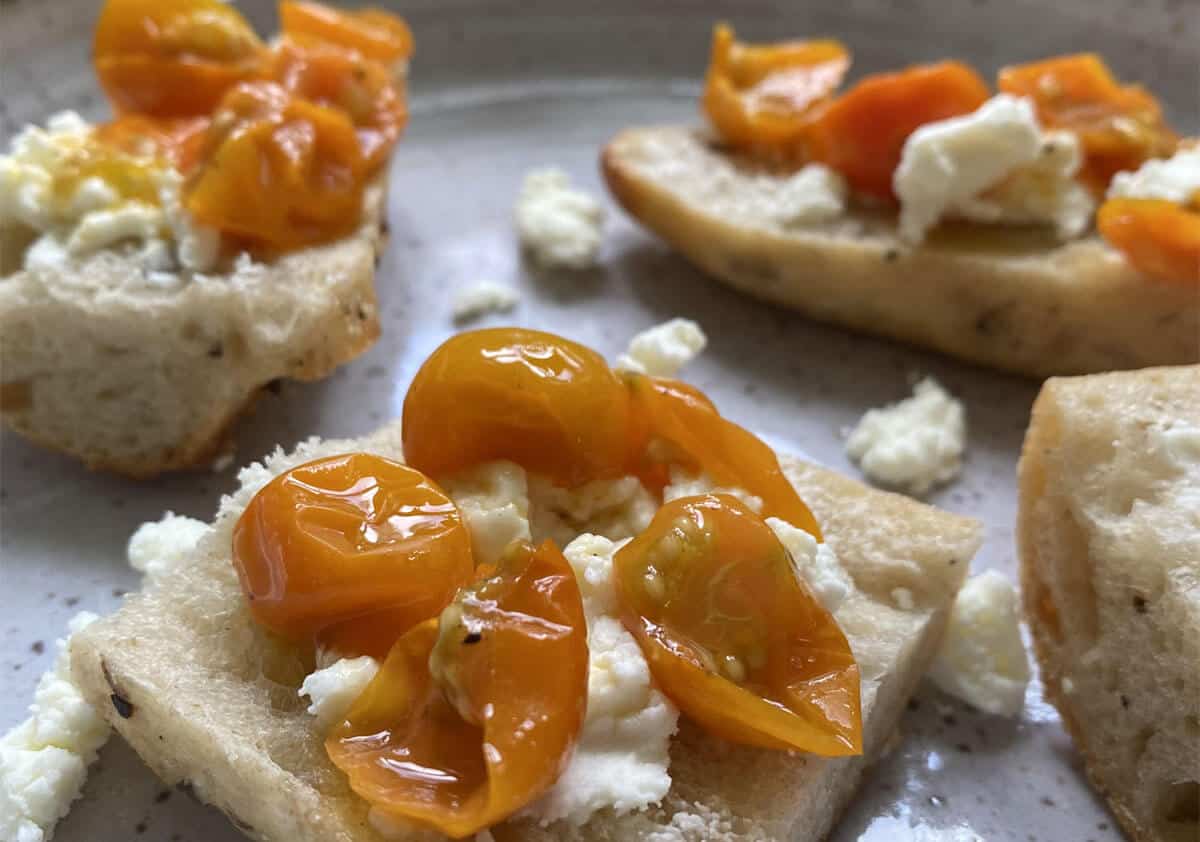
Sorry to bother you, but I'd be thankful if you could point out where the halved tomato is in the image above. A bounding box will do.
[1098,197,1200,285]
[231,453,473,658]
[613,494,861,755]
[327,540,588,838]
[402,328,636,489]
[279,1,413,65]
[95,114,212,173]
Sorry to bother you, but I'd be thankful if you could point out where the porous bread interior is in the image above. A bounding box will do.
[70,421,982,842]
[1018,365,1200,842]
[601,126,1199,378]
[0,183,386,478]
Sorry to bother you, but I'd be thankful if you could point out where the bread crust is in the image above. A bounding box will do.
[1018,365,1200,842]
[70,424,982,842]
[601,127,1200,379]
[0,182,387,478]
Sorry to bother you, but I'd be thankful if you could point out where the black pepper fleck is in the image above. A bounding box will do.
[30,640,44,655]
[1132,595,1148,613]
[64,596,79,607]
[463,631,482,645]
[111,693,135,719]
[207,343,224,359]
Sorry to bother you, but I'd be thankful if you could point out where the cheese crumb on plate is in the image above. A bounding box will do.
[451,281,521,321]
[614,318,707,378]
[514,167,606,270]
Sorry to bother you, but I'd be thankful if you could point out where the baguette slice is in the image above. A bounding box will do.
[601,126,1200,378]
[0,182,386,478]
[70,420,981,842]
[1018,365,1200,842]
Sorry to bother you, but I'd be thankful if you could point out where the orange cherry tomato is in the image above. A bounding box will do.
[327,540,588,838]
[184,81,366,251]
[279,1,414,65]
[95,114,212,174]
[998,54,1178,194]
[231,453,473,658]
[702,23,850,160]
[93,0,264,118]
[613,494,861,755]
[1097,198,1200,286]
[626,374,822,539]
[269,36,407,171]
[807,61,990,200]
[402,328,636,489]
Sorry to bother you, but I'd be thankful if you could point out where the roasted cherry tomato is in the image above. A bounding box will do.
[806,61,990,200]
[93,0,264,118]
[626,374,822,539]
[269,36,407,171]
[279,1,414,65]
[95,114,212,173]
[231,453,473,658]
[1098,198,1200,286]
[184,81,366,251]
[613,494,861,755]
[327,540,588,838]
[998,54,1178,193]
[702,23,849,160]
[402,328,636,489]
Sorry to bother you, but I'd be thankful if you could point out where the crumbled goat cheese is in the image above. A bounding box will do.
[0,614,109,842]
[524,534,678,826]
[662,466,764,514]
[127,512,210,585]
[299,656,381,730]
[845,377,966,496]
[528,473,657,549]
[929,571,1031,716]
[443,460,533,567]
[767,163,848,225]
[765,518,853,613]
[0,110,219,275]
[1108,145,1200,204]
[894,94,1094,243]
[451,281,521,321]
[615,318,708,377]
[514,167,606,269]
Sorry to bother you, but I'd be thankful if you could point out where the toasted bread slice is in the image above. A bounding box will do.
[0,183,386,478]
[69,421,981,841]
[601,127,1200,378]
[1018,365,1200,842]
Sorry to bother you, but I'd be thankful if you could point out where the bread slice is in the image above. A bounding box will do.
[69,420,981,841]
[601,127,1200,378]
[1018,365,1200,842]
[0,182,386,478]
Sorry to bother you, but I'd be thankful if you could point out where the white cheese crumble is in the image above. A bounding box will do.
[1108,145,1200,204]
[514,167,606,270]
[767,163,848,225]
[662,465,764,514]
[894,94,1094,243]
[0,613,109,842]
[764,517,853,613]
[0,110,220,276]
[451,281,521,321]
[126,512,209,585]
[524,534,678,826]
[845,377,966,496]
[443,461,533,567]
[528,473,657,549]
[928,571,1031,716]
[615,318,708,377]
[299,656,381,730]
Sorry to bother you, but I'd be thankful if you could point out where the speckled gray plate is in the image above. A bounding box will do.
[2,1,1196,840]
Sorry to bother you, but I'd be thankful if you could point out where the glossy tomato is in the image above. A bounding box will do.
[279,1,414,65]
[327,540,588,837]
[231,453,473,658]
[1098,197,1200,285]
[613,494,861,755]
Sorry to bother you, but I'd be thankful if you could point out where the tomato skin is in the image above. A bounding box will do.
[93,0,264,118]
[806,61,990,200]
[231,453,473,658]
[279,1,414,65]
[403,328,636,489]
[327,540,588,838]
[626,374,822,539]
[998,54,1178,194]
[613,494,861,755]
[1098,198,1200,286]
[183,81,367,251]
[702,23,849,160]
[95,114,212,173]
